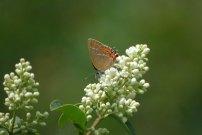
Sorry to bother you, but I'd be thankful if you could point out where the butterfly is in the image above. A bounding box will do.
[88,38,118,73]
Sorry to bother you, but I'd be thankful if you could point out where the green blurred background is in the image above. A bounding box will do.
[0,0,202,135]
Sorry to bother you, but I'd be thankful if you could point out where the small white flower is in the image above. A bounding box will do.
[26,113,31,119]
[93,94,100,100]
[95,128,109,135]
[35,82,39,86]
[131,78,137,85]
[120,70,129,77]
[81,97,87,102]
[86,108,93,114]
[126,109,133,115]
[33,92,40,96]
[43,112,49,117]
[32,120,38,125]
[15,96,21,102]
[31,98,38,103]
[118,113,123,117]
[4,87,9,91]
[140,79,145,85]
[24,72,30,78]
[25,92,32,97]
[143,83,150,88]
[20,58,25,62]
[25,106,33,110]
[10,72,14,78]
[127,92,136,99]
[14,79,21,86]
[30,73,34,79]
[138,89,144,94]
[4,74,10,80]
[86,91,93,97]
[15,69,22,74]
[125,99,132,106]
[126,46,137,57]
[130,61,138,68]
[87,115,92,120]
[101,103,106,108]
[39,122,46,126]
[121,117,128,123]
[142,48,150,55]
[132,69,139,74]
[107,109,112,113]
[79,105,84,110]
[119,98,126,105]
[8,92,15,99]
[26,66,32,71]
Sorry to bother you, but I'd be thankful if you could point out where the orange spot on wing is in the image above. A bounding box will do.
[100,47,117,60]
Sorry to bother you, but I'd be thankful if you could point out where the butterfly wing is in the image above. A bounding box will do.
[88,38,114,71]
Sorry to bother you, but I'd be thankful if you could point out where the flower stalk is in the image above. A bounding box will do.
[10,110,16,135]
[86,116,102,135]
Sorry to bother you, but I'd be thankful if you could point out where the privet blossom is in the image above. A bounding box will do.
[0,58,48,135]
[79,44,150,134]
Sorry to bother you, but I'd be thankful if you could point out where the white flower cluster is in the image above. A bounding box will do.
[0,113,10,127]
[94,128,109,135]
[3,58,39,111]
[79,44,150,124]
[0,58,48,135]
[11,111,49,134]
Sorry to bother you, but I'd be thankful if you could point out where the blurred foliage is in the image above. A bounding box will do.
[0,0,202,135]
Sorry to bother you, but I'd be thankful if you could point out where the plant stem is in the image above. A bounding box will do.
[85,116,102,135]
[10,110,16,135]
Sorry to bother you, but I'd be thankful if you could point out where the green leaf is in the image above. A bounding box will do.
[14,116,21,125]
[110,115,136,135]
[58,112,67,127]
[50,100,87,133]
[50,99,63,111]
[58,112,85,132]
[125,120,136,135]
[57,105,87,132]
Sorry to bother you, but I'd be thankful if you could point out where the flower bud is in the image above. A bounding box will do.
[26,113,31,119]
[87,115,92,120]
[142,48,150,54]
[43,112,49,118]
[32,120,38,125]
[26,66,32,71]
[39,122,46,126]
[25,92,32,97]
[143,83,150,88]
[4,74,10,80]
[31,98,38,103]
